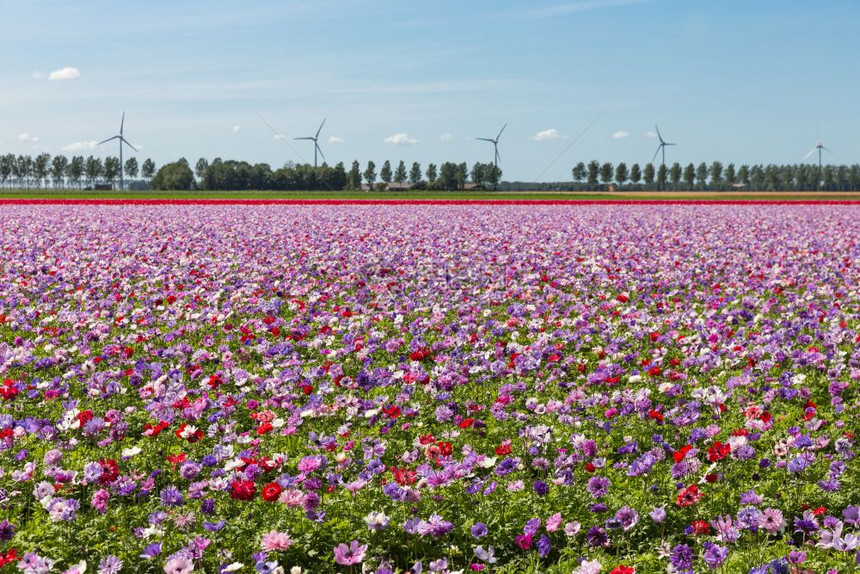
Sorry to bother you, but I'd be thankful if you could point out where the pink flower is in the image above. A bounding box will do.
[163,556,194,574]
[262,530,294,552]
[546,512,562,532]
[333,540,368,565]
[91,489,109,514]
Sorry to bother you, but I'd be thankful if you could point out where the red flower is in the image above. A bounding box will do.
[99,458,120,484]
[302,385,314,395]
[143,420,170,437]
[166,453,187,469]
[648,409,664,422]
[409,348,431,361]
[437,441,453,457]
[0,379,18,401]
[610,566,635,574]
[76,409,94,426]
[393,467,417,486]
[459,418,475,429]
[0,548,20,568]
[677,484,703,507]
[261,482,282,502]
[585,462,596,473]
[692,520,710,534]
[707,441,731,462]
[495,442,511,456]
[673,444,692,463]
[230,479,257,501]
[418,433,436,445]
[257,422,273,435]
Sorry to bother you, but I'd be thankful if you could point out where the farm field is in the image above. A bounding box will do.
[0,204,858,573]
[1,189,860,202]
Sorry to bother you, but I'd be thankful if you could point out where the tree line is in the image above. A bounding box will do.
[0,153,156,189]
[0,152,504,191]
[153,158,503,191]
[4,151,860,191]
[569,160,860,191]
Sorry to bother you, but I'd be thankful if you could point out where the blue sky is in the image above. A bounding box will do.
[1,0,858,182]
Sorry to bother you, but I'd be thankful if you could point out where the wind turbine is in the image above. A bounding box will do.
[476,123,507,169]
[98,113,138,191]
[651,124,677,167]
[804,133,831,188]
[294,119,326,168]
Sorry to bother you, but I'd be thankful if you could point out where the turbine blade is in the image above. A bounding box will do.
[294,137,314,140]
[666,143,678,146]
[804,148,817,159]
[120,137,138,152]
[496,123,507,140]
[821,145,832,153]
[98,136,119,145]
[651,146,661,163]
[655,124,664,144]
[316,143,326,162]
[316,119,326,139]
[120,112,125,135]
[476,138,494,142]
[496,149,501,164]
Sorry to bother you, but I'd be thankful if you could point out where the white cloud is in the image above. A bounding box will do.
[18,133,40,143]
[644,131,657,139]
[533,128,562,141]
[61,141,99,152]
[328,136,344,144]
[612,131,629,139]
[440,133,453,141]
[49,67,81,81]
[384,133,418,145]
[32,71,43,80]
[232,125,241,132]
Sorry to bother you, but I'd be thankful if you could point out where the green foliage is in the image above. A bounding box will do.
[150,158,195,190]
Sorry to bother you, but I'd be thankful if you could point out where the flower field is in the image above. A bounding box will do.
[0,203,858,574]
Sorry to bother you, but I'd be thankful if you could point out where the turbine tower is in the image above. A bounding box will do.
[476,123,507,169]
[651,124,677,167]
[98,113,138,191]
[804,134,831,189]
[294,119,326,168]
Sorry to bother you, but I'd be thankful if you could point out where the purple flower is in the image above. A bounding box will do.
[0,519,14,541]
[524,517,541,535]
[702,543,728,570]
[333,540,368,565]
[615,506,639,531]
[669,543,693,571]
[586,476,610,498]
[160,486,184,507]
[533,480,549,496]
[536,534,551,558]
[471,522,488,538]
[139,542,162,559]
[97,556,123,574]
[586,526,609,548]
[649,506,666,523]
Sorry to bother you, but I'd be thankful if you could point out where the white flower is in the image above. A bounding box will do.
[122,446,142,458]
